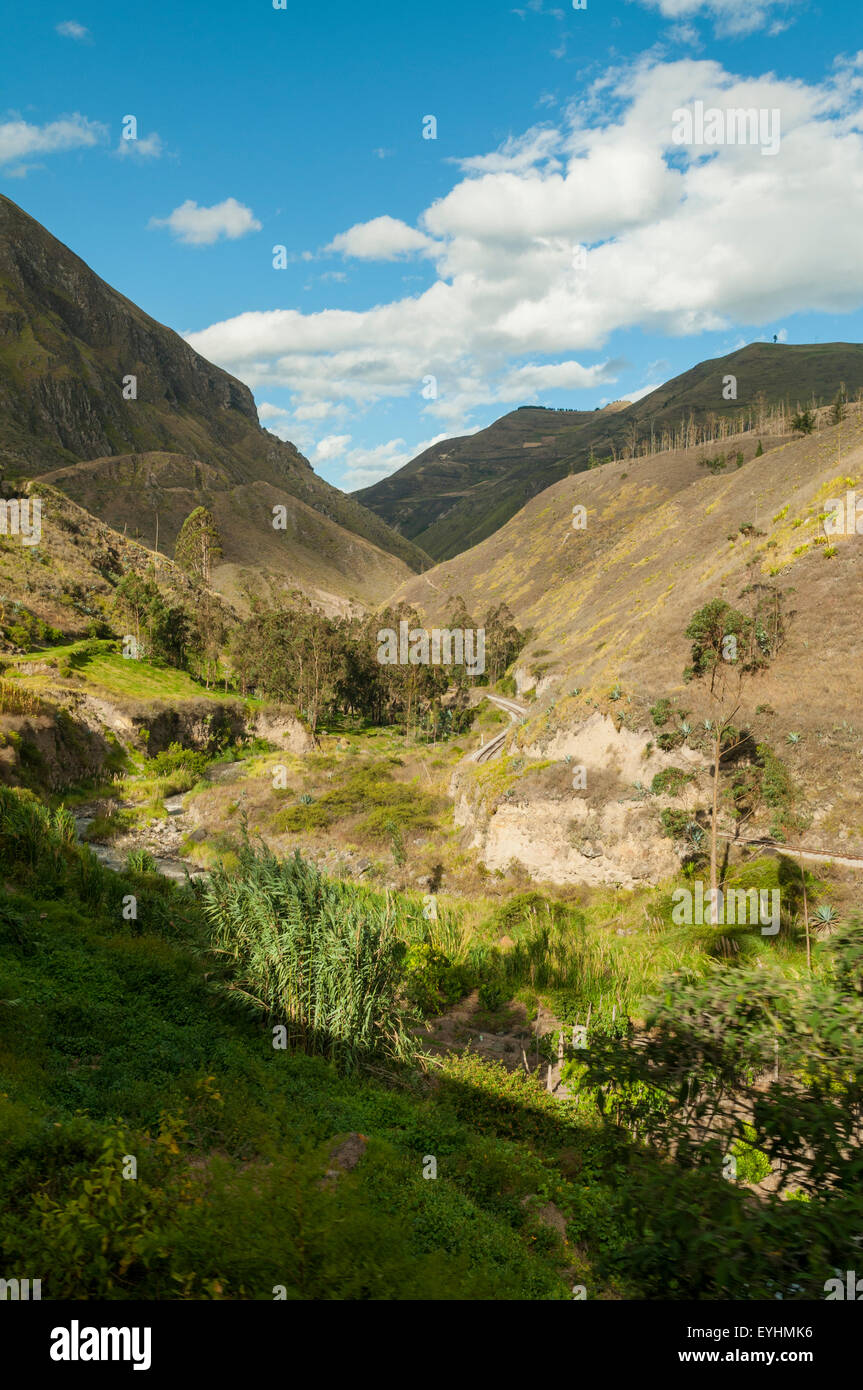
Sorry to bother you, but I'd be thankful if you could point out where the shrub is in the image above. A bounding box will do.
[126,848,159,874]
[790,409,816,435]
[403,943,472,1015]
[649,698,674,728]
[650,768,694,797]
[147,744,210,780]
[478,980,509,1012]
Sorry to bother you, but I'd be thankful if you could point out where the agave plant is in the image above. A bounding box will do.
[813,903,840,930]
[787,731,802,745]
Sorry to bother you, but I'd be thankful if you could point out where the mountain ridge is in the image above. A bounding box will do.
[0,194,430,600]
[356,342,863,561]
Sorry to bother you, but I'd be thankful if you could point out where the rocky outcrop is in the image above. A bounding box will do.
[452,710,707,889]
[72,692,313,756]
[0,710,112,790]
[0,688,314,790]
[251,708,315,754]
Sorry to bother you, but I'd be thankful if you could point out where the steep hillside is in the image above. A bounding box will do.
[33,453,412,614]
[0,194,429,603]
[0,482,203,646]
[357,343,863,560]
[394,408,863,875]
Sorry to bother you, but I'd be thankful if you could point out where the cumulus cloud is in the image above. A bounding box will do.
[115,132,163,160]
[622,381,663,403]
[0,113,106,166]
[312,433,353,462]
[340,435,454,490]
[185,53,863,480]
[630,0,800,38]
[55,20,89,40]
[453,126,563,174]
[149,198,261,246]
[325,215,436,260]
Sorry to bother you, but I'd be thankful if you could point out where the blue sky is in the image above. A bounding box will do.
[3,0,863,490]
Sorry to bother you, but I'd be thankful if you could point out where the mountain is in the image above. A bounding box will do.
[0,194,429,608]
[392,404,863,873]
[355,342,863,561]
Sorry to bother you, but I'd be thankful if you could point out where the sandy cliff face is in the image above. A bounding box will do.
[452,711,704,889]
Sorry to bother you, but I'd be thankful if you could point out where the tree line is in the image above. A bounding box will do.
[108,506,528,735]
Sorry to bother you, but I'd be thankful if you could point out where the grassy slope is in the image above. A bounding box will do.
[0,486,206,646]
[35,457,414,613]
[7,643,242,704]
[0,779,829,1301]
[0,800,616,1301]
[393,411,863,855]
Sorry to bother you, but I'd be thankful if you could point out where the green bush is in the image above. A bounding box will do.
[147,744,211,780]
[478,979,509,1012]
[650,767,694,797]
[403,943,472,1015]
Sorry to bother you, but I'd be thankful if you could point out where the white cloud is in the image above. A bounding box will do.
[115,132,163,160]
[340,435,453,490]
[185,54,863,445]
[0,113,106,166]
[325,215,436,261]
[666,22,702,45]
[293,400,349,422]
[258,402,291,422]
[499,360,619,395]
[453,126,563,175]
[622,381,662,403]
[149,198,261,246]
[55,20,89,40]
[630,0,800,38]
[313,433,353,462]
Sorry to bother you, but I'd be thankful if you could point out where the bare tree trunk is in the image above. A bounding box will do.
[798,841,811,973]
[710,728,722,925]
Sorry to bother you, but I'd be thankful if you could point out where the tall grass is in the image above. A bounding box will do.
[0,680,44,716]
[202,844,422,1072]
[0,784,186,925]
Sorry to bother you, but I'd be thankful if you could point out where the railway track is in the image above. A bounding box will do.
[470,694,527,764]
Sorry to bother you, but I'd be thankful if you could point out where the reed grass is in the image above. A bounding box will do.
[202,844,423,1071]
